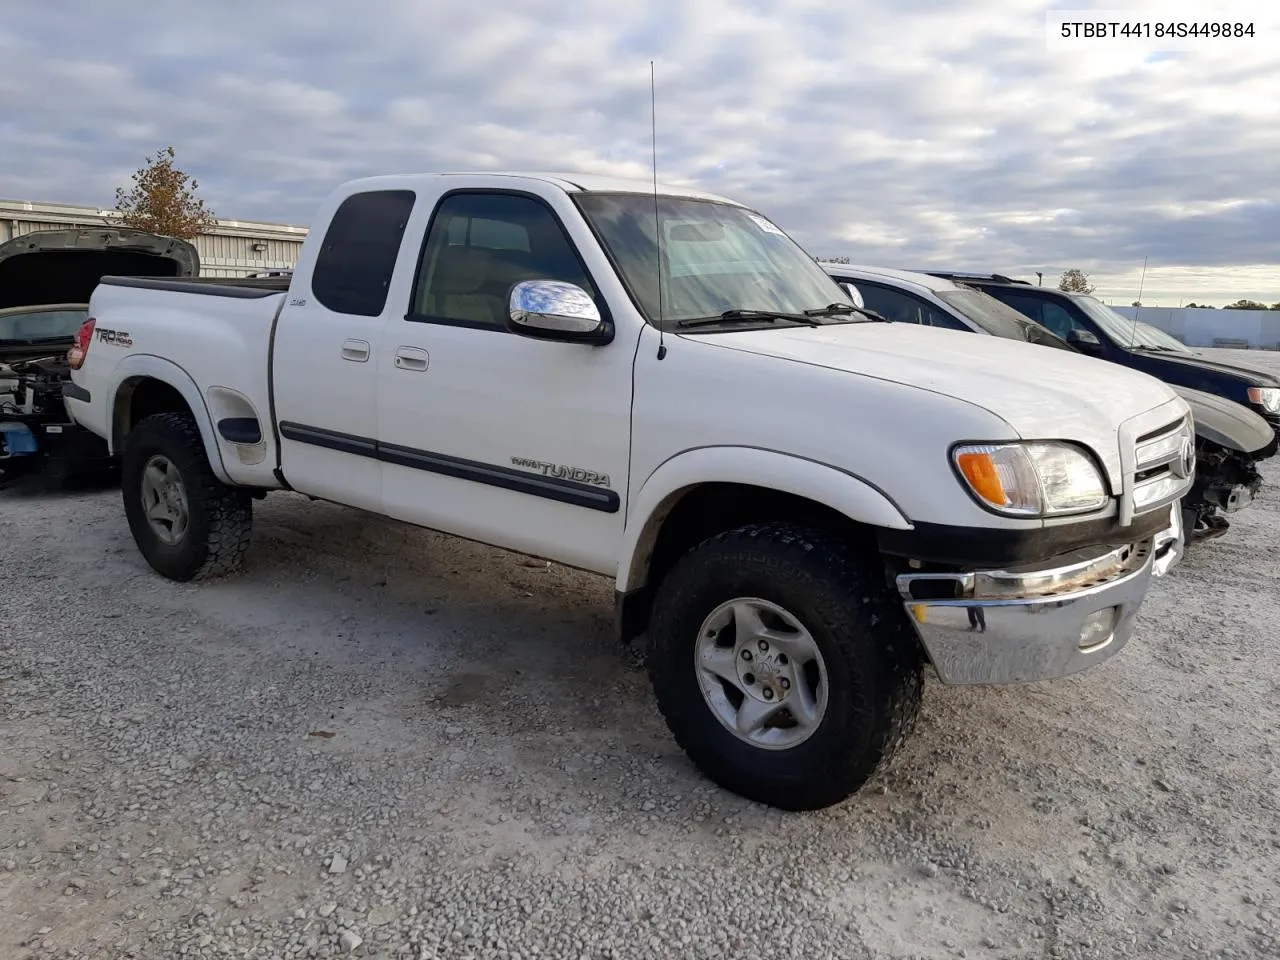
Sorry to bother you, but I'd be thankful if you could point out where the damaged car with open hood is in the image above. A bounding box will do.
[0,226,199,487]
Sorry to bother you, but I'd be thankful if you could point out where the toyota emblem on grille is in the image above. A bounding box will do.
[1171,436,1195,479]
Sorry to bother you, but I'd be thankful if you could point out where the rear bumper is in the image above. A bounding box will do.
[895,505,1182,685]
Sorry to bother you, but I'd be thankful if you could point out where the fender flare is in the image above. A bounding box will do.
[107,354,233,484]
[616,445,913,593]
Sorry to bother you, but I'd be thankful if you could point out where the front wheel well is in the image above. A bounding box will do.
[112,377,193,451]
[617,483,878,644]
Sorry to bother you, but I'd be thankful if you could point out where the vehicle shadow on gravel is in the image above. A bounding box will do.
[0,468,119,499]
[175,493,680,762]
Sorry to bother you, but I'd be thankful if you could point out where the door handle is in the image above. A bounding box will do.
[341,339,370,362]
[394,346,429,372]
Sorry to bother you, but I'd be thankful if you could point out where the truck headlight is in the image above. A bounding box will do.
[1247,386,1280,414]
[952,442,1110,517]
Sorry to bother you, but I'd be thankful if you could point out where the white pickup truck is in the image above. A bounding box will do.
[65,172,1192,810]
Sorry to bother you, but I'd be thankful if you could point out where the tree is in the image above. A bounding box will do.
[1057,268,1094,294]
[1223,299,1269,311]
[1131,301,1142,307]
[818,255,851,264]
[113,146,217,239]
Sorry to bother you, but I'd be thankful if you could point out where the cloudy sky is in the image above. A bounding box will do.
[2,0,1277,306]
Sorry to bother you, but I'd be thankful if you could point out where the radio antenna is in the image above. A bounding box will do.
[1129,255,1148,345]
[650,60,667,360]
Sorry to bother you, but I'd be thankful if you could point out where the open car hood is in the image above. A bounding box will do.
[0,227,199,311]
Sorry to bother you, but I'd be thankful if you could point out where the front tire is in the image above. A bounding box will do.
[647,522,924,811]
[121,412,252,582]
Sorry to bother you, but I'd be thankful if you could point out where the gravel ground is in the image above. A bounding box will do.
[3,349,1280,960]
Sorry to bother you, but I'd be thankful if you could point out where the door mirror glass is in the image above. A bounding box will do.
[839,282,865,309]
[508,280,606,340]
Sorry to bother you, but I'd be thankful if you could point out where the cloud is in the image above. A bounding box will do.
[1,0,1277,304]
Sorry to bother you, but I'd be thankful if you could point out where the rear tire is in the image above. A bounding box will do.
[647,522,924,811]
[121,412,252,582]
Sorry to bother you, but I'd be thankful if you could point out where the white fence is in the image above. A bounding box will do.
[1110,305,1280,350]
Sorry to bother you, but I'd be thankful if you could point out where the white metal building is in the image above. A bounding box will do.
[0,197,308,278]
[1111,304,1280,351]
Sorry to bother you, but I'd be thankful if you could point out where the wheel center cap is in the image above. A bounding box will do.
[738,648,790,702]
[753,654,780,682]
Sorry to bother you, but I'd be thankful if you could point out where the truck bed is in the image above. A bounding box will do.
[101,275,292,298]
[75,275,290,490]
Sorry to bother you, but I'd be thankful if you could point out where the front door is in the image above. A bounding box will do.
[376,189,636,574]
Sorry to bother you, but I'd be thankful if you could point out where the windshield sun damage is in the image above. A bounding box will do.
[574,193,858,329]
[1131,320,1195,353]
[936,289,1071,349]
[1072,295,1192,352]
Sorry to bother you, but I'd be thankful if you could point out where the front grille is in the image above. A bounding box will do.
[1130,416,1195,516]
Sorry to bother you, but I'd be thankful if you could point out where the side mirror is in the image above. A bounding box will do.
[507,280,611,344]
[839,281,865,309]
[1066,328,1102,351]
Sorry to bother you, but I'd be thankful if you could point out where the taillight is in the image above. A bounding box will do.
[67,317,96,370]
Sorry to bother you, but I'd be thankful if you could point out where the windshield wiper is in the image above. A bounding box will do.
[804,302,891,323]
[1130,345,1174,353]
[676,309,818,329]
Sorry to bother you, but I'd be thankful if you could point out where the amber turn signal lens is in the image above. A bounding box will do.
[955,451,1008,507]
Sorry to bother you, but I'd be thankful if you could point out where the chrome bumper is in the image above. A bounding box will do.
[895,506,1182,685]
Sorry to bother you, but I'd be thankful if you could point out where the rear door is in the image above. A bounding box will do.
[271,189,417,512]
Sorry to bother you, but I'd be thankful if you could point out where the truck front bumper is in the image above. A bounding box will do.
[894,506,1182,685]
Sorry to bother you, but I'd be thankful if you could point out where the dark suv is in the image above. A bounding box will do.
[922,272,1280,439]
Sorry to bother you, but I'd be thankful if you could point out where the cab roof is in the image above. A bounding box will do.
[339,171,743,205]
[817,262,969,293]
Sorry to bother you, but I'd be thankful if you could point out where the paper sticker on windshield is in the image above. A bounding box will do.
[747,214,786,236]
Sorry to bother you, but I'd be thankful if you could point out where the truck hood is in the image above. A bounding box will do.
[1173,385,1277,456]
[691,320,1180,460]
[1128,348,1280,389]
[0,227,199,311]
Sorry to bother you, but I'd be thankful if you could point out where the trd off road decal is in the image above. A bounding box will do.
[510,456,611,487]
[96,328,133,347]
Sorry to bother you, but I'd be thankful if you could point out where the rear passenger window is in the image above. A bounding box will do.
[411,192,601,330]
[312,190,416,317]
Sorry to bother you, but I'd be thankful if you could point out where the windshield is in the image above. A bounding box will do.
[1071,295,1191,351]
[936,289,1073,350]
[0,308,88,342]
[1133,320,1194,353]
[575,193,853,327]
